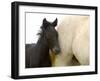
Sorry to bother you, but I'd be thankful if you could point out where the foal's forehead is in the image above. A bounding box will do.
[47,27,58,35]
[47,25,56,31]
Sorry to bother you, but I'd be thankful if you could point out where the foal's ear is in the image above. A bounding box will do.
[43,18,47,24]
[52,18,58,27]
[43,18,48,28]
[42,18,49,29]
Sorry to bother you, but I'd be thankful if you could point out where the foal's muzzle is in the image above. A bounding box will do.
[52,47,61,54]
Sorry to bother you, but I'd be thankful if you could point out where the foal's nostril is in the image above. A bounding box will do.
[53,47,60,54]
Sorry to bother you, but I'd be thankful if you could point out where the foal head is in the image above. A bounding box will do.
[39,18,60,54]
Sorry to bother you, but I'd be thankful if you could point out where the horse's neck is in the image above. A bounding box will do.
[35,37,51,66]
[36,37,49,54]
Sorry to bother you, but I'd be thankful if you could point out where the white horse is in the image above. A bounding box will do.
[52,15,89,66]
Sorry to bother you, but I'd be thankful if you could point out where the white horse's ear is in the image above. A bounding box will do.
[52,18,58,27]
